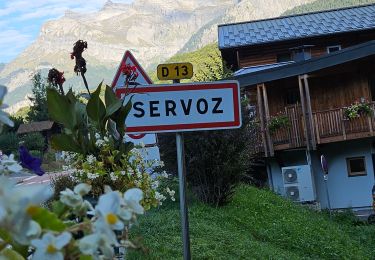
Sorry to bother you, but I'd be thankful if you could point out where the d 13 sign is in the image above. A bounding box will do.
[115,81,241,133]
[157,63,193,80]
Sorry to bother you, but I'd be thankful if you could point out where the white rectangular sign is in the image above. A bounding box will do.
[115,81,242,133]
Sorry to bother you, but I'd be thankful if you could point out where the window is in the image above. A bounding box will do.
[327,45,341,54]
[277,53,291,62]
[346,157,367,177]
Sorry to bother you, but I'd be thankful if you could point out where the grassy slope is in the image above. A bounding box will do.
[128,185,375,259]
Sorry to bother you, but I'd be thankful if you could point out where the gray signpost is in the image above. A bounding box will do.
[118,64,241,259]
[173,78,191,259]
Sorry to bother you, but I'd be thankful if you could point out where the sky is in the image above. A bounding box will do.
[0,0,132,64]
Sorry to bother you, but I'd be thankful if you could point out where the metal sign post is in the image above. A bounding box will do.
[173,79,191,260]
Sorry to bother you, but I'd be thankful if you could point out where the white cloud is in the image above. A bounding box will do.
[0,0,133,62]
[0,30,32,62]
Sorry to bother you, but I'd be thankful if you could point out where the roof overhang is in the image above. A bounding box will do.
[231,40,375,88]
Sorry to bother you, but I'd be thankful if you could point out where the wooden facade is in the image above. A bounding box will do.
[249,59,375,157]
[222,30,375,70]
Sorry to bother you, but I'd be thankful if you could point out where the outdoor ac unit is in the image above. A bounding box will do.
[282,165,315,202]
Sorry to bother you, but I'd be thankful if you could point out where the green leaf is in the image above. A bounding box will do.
[74,101,88,130]
[51,134,82,153]
[31,207,66,232]
[106,100,122,118]
[51,200,68,218]
[79,255,93,260]
[0,248,25,260]
[111,97,133,135]
[104,84,118,107]
[86,83,106,125]
[47,88,75,129]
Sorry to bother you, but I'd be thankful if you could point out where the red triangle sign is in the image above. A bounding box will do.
[111,50,152,89]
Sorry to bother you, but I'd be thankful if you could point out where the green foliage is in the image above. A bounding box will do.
[0,132,19,154]
[19,132,45,151]
[344,100,373,119]
[158,49,256,206]
[128,185,375,259]
[47,83,133,159]
[150,43,228,83]
[0,248,25,260]
[268,114,291,133]
[1,115,24,133]
[27,72,49,122]
[30,206,66,232]
[50,174,78,203]
[283,0,375,15]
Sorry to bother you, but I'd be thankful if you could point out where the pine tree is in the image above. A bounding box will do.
[27,72,49,122]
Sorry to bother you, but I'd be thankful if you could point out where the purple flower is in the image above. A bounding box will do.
[19,146,45,176]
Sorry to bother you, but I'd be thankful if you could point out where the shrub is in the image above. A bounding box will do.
[19,132,45,152]
[0,132,19,154]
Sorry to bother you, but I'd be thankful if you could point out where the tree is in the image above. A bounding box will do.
[27,72,49,122]
[158,48,257,206]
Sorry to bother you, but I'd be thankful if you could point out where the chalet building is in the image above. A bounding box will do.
[218,4,375,210]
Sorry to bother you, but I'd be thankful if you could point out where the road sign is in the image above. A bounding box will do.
[111,50,152,89]
[157,62,193,80]
[115,81,241,133]
[111,50,156,146]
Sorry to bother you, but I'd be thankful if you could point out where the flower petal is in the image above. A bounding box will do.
[55,232,72,249]
[73,183,91,196]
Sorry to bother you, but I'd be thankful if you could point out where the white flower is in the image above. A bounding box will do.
[86,154,96,165]
[95,139,105,147]
[110,172,118,181]
[0,154,23,174]
[31,232,71,260]
[151,180,159,189]
[120,188,144,220]
[95,191,124,230]
[60,188,82,208]
[0,178,53,244]
[161,171,169,178]
[79,221,118,259]
[87,172,99,180]
[95,133,101,139]
[155,191,166,205]
[104,136,109,142]
[60,184,93,213]
[0,86,13,128]
[166,187,176,201]
[74,183,91,196]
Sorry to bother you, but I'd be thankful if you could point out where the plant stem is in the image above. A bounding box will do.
[81,74,91,96]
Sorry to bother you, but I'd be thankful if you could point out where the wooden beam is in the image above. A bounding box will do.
[298,75,311,150]
[303,74,317,150]
[313,113,320,144]
[340,109,347,140]
[261,83,274,156]
[257,84,268,157]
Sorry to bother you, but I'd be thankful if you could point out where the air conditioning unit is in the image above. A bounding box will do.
[282,165,316,202]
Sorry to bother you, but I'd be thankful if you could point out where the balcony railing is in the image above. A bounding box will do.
[268,103,375,151]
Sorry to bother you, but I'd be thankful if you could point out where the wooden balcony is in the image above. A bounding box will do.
[269,103,375,151]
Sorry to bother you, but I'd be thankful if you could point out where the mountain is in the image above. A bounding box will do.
[283,0,375,15]
[1,0,314,111]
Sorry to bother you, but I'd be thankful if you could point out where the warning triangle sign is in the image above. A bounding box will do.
[111,50,153,89]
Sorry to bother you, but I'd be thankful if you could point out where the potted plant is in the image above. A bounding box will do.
[344,99,373,120]
[268,113,290,134]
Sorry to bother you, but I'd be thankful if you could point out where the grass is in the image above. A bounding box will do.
[128,185,375,259]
